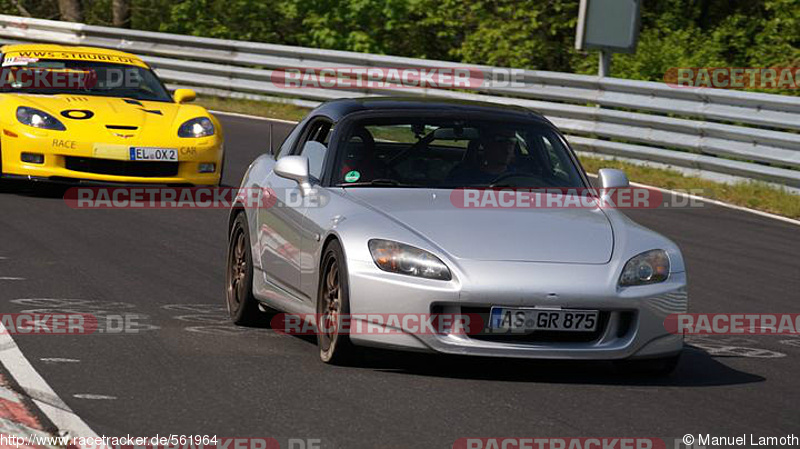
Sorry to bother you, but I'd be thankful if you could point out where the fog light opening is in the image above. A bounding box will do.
[21,153,44,164]
[198,163,216,173]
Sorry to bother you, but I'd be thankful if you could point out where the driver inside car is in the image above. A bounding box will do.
[444,129,518,186]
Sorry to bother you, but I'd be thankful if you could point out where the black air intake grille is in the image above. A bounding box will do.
[65,157,178,178]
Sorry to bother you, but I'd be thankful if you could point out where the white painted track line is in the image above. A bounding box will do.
[585,174,800,227]
[40,358,81,364]
[627,180,800,227]
[0,321,101,441]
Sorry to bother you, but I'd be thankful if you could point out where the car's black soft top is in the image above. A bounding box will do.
[313,97,550,124]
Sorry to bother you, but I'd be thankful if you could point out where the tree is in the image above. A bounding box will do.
[421,0,580,71]
[112,0,130,27]
[8,0,32,17]
[57,0,83,22]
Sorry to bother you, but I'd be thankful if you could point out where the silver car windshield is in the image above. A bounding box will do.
[333,118,585,189]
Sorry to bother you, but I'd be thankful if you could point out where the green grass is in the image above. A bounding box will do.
[194,94,800,220]
[196,95,311,122]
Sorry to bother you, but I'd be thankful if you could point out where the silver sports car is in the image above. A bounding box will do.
[226,98,687,374]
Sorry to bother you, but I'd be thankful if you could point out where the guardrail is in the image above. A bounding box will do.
[1,14,799,188]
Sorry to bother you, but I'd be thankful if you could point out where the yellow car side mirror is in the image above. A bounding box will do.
[174,88,197,104]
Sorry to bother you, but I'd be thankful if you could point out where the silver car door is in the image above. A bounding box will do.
[258,118,333,300]
[257,169,306,299]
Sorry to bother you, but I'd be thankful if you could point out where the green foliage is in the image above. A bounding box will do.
[0,0,59,19]
[156,0,286,42]
[574,0,800,93]
[422,0,580,71]
[1,0,797,92]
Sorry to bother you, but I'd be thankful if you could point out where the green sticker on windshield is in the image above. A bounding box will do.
[344,170,361,183]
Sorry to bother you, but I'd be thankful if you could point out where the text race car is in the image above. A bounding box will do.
[227,98,688,374]
[0,44,223,185]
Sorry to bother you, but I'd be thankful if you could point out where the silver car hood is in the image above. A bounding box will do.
[344,189,614,264]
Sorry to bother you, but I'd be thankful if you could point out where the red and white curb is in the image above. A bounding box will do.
[0,370,57,449]
[0,321,101,449]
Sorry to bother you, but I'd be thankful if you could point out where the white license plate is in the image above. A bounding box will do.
[129,147,178,162]
[489,308,599,332]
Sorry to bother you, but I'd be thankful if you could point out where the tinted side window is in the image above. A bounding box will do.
[276,124,302,159]
[297,119,334,181]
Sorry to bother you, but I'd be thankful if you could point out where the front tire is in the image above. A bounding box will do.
[317,240,357,364]
[226,212,260,325]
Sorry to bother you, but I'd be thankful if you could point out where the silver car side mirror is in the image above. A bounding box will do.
[274,155,311,195]
[597,168,630,189]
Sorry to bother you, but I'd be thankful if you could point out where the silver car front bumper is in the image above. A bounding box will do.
[346,258,688,360]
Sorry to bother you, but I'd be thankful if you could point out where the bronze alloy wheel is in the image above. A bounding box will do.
[317,240,355,364]
[228,227,247,312]
[226,213,259,325]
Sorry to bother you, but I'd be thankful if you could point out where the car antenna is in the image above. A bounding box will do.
[268,121,274,155]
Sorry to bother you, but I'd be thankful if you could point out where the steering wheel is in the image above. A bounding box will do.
[488,172,548,188]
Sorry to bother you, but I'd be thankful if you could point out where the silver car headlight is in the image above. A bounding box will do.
[178,117,215,138]
[16,107,66,131]
[619,249,670,286]
[368,239,452,281]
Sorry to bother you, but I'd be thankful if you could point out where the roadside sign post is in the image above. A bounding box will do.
[599,50,612,77]
[575,0,641,77]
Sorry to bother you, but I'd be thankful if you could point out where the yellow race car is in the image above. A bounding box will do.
[0,44,223,186]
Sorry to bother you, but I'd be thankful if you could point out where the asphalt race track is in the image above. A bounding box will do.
[1,112,799,448]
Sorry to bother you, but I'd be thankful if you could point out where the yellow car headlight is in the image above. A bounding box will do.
[16,106,66,131]
[178,117,215,138]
